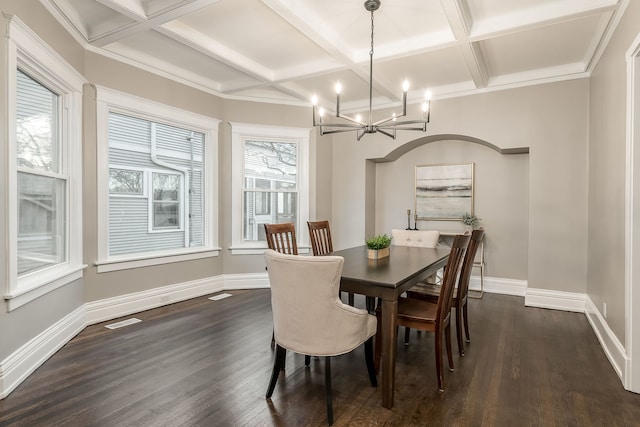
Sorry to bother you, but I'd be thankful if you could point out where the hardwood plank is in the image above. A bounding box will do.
[1,291,639,426]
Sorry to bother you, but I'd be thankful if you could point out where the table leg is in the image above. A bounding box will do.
[380,298,397,409]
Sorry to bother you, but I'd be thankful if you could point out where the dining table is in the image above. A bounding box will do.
[330,244,450,409]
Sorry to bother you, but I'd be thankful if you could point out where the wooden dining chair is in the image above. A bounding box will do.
[264,249,377,426]
[375,234,469,392]
[405,229,485,356]
[264,222,298,255]
[308,220,355,306]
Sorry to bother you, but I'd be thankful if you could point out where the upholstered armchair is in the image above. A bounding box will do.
[264,249,377,425]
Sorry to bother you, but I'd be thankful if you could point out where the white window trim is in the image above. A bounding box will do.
[3,15,86,310]
[229,122,310,255]
[94,85,220,271]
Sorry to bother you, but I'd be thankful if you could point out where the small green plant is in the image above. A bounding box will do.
[461,212,481,229]
[365,234,392,250]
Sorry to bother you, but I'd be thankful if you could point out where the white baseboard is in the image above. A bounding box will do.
[0,305,86,399]
[85,273,269,325]
[584,295,628,382]
[525,288,586,312]
[470,275,527,296]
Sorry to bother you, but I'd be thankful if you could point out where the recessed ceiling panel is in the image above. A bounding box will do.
[173,0,335,71]
[375,47,473,93]
[66,0,135,40]
[479,14,601,78]
[105,29,260,88]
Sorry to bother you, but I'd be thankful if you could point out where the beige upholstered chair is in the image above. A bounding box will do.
[391,229,440,248]
[264,249,377,426]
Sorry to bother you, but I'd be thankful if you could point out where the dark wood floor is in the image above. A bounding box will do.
[1,290,639,426]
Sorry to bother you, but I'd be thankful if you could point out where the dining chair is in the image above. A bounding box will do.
[264,222,299,352]
[405,229,485,356]
[264,249,377,426]
[264,222,298,254]
[375,233,469,392]
[308,220,355,306]
[391,229,440,248]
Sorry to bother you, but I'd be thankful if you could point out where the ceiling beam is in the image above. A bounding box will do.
[90,0,221,47]
[440,0,488,89]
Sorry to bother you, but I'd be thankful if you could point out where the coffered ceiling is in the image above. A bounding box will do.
[40,0,625,114]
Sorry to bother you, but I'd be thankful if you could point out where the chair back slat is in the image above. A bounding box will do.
[264,223,298,255]
[436,234,470,325]
[456,229,485,302]
[308,220,333,256]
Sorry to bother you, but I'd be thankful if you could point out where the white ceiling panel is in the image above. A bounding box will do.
[42,0,626,110]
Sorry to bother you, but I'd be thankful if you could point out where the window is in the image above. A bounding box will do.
[230,123,310,254]
[95,87,220,272]
[151,172,181,230]
[109,168,143,195]
[3,17,85,310]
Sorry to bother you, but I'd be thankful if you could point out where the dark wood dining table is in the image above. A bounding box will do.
[330,244,450,409]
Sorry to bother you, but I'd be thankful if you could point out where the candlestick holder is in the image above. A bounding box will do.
[406,210,412,230]
[413,214,419,230]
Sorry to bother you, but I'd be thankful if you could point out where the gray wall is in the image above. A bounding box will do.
[588,1,640,343]
[329,79,589,295]
[0,0,86,361]
[375,140,529,280]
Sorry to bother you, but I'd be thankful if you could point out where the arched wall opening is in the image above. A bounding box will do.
[365,134,530,281]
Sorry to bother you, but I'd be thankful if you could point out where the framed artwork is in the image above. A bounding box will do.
[415,162,474,220]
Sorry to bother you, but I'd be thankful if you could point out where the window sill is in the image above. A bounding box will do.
[229,245,310,255]
[4,264,87,311]
[95,248,221,273]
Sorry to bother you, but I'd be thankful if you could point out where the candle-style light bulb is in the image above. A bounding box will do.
[335,82,342,94]
[425,90,432,101]
[311,94,318,105]
[319,107,325,117]
[392,112,397,122]
[355,114,362,123]
[402,80,409,92]
[422,102,428,112]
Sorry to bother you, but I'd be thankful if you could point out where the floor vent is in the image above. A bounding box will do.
[105,318,142,330]
[209,293,232,301]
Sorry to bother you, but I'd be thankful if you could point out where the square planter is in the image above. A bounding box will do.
[367,246,390,259]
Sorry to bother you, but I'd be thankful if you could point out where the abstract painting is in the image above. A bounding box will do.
[415,163,474,220]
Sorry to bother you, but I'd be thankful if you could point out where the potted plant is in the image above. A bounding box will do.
[461,212,481,230]
[365,234,392,259]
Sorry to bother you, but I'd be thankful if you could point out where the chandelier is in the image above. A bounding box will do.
[311,0,432,141]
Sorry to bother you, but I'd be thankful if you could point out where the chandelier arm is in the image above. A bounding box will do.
[317,122,365,129]
[376,128,397,139]
[373,111,408,127]
[318,128,366,136]
[335,112,365,126]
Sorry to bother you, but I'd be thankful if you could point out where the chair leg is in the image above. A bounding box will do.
[374,313,382,373]
[445,323,454,372]
[463,302,471,343]
[305,355,311,366]
[266,345,286,398]
[404,327,411,345]
[324,356,334,426]
[364,337,377,387]
[435,329,444,392]
[455,307,465,356]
